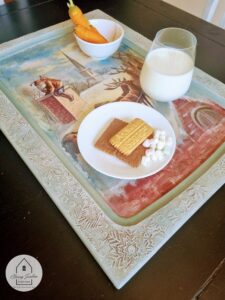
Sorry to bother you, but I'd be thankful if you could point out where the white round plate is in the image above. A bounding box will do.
[77,102,176,180]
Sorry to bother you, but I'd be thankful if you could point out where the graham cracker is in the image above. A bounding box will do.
[110,118,154,156]
[95,119,150,167]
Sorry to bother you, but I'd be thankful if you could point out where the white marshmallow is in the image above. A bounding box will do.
[154,130,161,139]
[145,148,155,157]
[151,140,157,149]
[143,138,154,148]
[157,151,164,161]
[153,138,159,145]
[159,134,166,142]
[151,154,158,161]
[142,129,173,166]
[156,140,165,150]
[141,156,151,167]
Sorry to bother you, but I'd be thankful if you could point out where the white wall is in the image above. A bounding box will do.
[212,0,225,27]
[164,0,208,18]
[163,0,225,28]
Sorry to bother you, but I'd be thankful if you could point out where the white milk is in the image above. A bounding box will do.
[140,48,194,102]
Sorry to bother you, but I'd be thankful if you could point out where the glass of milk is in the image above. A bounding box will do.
[140,28,197,102]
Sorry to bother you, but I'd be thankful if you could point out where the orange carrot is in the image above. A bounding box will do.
[67,1,108,43]
[67,0,90,27]
[75,24,108,44]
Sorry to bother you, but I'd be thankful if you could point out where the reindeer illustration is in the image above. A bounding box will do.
[105,50,152,106]
[112,51,143,83]
[104,78,151,106]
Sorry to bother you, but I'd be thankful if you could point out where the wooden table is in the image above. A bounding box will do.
[0,1,225,299]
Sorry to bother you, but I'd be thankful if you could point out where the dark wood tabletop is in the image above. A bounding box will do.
[0,1,225,299]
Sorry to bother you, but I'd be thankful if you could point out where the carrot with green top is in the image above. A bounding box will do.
[75,24,108,44]
[67,0,90,27]
[67,0,108,43]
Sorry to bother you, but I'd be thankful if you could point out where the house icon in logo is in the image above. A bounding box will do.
[16,258,33,285]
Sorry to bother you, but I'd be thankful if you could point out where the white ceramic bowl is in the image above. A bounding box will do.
[74,19,124,60]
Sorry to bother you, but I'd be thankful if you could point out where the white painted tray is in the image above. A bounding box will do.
[0,10,225,289]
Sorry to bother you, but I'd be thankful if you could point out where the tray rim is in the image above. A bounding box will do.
[0,9,225,289]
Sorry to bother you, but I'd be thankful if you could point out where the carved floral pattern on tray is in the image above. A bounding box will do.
[0,10,225,289]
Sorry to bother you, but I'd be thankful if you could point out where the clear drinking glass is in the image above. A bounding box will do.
[140,27,197,102]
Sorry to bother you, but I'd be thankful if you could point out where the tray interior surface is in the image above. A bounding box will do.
[0,21,225,226]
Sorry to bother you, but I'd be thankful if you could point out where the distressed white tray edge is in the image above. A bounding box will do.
[0,9,225,289]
